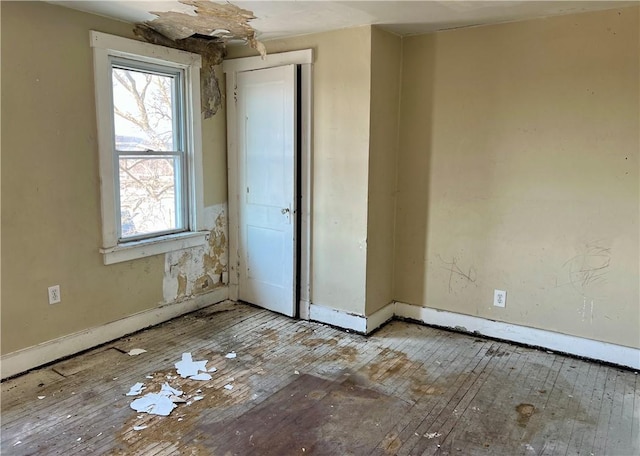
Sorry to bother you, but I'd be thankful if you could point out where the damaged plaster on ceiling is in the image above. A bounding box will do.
[134,0,266,117]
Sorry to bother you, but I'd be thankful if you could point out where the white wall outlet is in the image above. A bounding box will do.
[493,289,506,308]
[48,285,61,304]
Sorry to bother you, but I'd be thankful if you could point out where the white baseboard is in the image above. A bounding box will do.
[308,301,395,334]
[366,302,395,333]
[309,303,368,333]
[394,302,640,370]
[1,287,229,379]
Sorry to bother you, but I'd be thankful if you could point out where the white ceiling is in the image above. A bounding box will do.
[51,1,637,41]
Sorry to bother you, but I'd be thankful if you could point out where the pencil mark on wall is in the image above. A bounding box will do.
[561,241,611,299]
[437,254,477,294]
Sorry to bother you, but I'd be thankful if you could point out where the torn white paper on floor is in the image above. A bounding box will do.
[128,348,147,356]
[130,393,176,416]
[133,425,148,431]
[224,384,233,390]
[193,396,204,401]
[126,383,145,396]
[175,353,209,379]
[225,352,237,359]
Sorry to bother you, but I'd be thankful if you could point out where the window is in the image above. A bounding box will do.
[91,32,206,265]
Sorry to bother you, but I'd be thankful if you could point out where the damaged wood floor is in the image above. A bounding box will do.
[2,301,638,455]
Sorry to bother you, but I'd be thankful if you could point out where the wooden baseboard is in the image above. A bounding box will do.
[1,287,229,379]
[394,302,640,370]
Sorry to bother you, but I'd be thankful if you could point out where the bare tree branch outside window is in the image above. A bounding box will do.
[112,68,183,238]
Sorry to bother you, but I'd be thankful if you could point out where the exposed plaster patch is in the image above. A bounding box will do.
[148,1,260,43]
[134,1,266,117]
[163,203,228,303]
[133,24,224,118]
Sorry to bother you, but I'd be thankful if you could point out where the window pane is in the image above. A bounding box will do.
[119,156,183,238]
[112,67,176,151]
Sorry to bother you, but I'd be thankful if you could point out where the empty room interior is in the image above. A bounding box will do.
[1,1,639,454]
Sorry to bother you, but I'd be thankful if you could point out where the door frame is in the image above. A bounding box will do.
[223,50,313,319]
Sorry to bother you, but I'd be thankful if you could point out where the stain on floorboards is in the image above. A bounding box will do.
[200,373,411,455]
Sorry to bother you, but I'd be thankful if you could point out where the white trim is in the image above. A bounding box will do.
[101,231,207,265]
[1,287,229,379]
[90,31,204,265]
[299,299,311,320]
[225,68,240,301]
[366,302,395,333]
[224,50,314,312]
[394,302,640,370]
[90,31,201,68]
[299,63,313,312]
[309,303,367,333]
[222,49,312,74]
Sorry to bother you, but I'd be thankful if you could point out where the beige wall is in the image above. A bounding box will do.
[1,1,228,355]
[227,27,373,315]
[395,7,640,348]
[202,65,227,207]
[365,27,401,315]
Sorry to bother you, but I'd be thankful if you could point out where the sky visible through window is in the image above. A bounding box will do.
[112,67,182,238]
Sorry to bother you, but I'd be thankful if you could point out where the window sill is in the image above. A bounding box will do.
[100,231,208,265]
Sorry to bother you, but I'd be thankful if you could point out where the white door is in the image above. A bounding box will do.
[236,65,297,317]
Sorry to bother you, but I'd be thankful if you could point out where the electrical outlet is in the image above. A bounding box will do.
[493,289,506,308]
[48,285,61,304]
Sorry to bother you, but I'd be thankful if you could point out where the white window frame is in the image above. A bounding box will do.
[91,31,206,265]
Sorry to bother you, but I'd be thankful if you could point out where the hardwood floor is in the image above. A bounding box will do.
[2,301,638,455]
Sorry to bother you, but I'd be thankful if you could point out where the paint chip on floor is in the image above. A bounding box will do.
[160,383,183,397]
[133,425,148,431]
[130,393,176,416]
[128,348,147,356]
[225,352,237,359]
[424,432,442,439]
[175,352,210,379]
[224,384,233,390]
[126,382,146,396]
[190,372,212,381]
[37,396,45,400]
[130,382,184,416]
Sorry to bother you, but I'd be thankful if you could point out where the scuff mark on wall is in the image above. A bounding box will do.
[163,203,228,303]
[562,240,611,299]
[436,254,477,294]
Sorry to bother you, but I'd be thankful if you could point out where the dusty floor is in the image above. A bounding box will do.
[1,301,638,455]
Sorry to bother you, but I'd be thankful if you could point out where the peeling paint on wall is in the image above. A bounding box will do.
[147,0,263,49]
[133,24,225,118]
[134,1,266,118]
[163,203,228,303]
